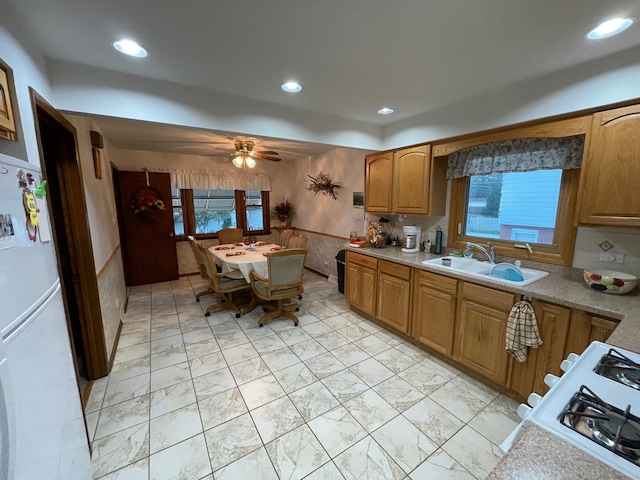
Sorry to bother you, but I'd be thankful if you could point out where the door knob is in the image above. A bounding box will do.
[169,232,175,237]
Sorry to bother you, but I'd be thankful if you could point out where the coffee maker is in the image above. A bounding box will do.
[401,225,421,253]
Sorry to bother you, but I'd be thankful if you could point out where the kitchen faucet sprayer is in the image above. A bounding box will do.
[466,242,496,264]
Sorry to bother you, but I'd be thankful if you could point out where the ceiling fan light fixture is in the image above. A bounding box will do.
[587,17,633,39]
[113,39,148,58]
[245,158,256,168]
[281,82,302,93]
[232,156,244,168]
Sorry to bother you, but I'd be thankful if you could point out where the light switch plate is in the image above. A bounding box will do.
[599,252,624,263]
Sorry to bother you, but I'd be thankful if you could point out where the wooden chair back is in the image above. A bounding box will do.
[187,235,208,279]
[287,233,309,250]
[277,228,294,247]
[217,228,243,245]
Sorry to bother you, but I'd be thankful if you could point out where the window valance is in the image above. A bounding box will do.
[149,168,271,191]
[446,135,585,179]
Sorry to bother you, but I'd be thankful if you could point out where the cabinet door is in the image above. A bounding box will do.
[564,310,618,357]
[455,283,516,385]
[509,301,570,398]
[360,266,378,317]
[579,105,640,226]
[392,145,431,214]
[345,262,361,308]
[378,273,411,333]
[0,66,16,137]
[365,152,393,212]
[411,271,457,355]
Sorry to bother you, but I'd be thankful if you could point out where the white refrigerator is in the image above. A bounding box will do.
[0,153,91,479]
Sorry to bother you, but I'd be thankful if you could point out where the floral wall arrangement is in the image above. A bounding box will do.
[131,193,166,213]
[271,200,295,226]
[307,171,341,200]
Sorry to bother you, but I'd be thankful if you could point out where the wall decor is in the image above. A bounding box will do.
[307,171,341,200]
[90,130,103,179]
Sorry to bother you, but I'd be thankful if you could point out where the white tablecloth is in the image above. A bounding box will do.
[208,243,281,282]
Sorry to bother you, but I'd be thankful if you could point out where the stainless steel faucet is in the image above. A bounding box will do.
[466,242,496,264]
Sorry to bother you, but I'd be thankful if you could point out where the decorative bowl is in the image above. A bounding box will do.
[583,269,637,295]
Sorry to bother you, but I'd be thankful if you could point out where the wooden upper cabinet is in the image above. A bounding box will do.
[0,63,17,140]
[578,104,640,226]
[392,145,432,214]
[365,145,447,215]
[365,152,393,213]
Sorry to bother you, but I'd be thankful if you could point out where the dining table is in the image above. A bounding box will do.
[208,242,284,282]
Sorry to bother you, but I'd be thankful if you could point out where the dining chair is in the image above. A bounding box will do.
[196,242,251,318]
[277,228,294,247]
[286,233,309,249]
[187,235,215,301]
[217,227,243,245]
[245,248,307,327]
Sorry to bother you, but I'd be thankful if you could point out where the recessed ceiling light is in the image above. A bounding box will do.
[587,17,633,39]
[281,82,302,93]
[377,107,395,115]
[113,39,148,58]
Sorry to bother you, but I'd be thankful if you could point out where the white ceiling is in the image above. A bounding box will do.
[6,0,640,156]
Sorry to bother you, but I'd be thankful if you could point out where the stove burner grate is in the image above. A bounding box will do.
[560,385,640,465]
[595,349,640,390]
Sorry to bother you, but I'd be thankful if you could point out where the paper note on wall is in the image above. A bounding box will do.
[35,197,52,242]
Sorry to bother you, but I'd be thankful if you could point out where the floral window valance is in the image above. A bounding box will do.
[446,135,585,179]
[149,168,271,191]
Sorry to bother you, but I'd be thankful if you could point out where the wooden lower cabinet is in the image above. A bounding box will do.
[411,271,458,356]
[564,310,618,358]
[377,260,412,333]
[454,283,517,386]
[345,252,378,317]
[508,300,571,397]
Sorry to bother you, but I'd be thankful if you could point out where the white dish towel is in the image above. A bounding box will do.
[505,300,543,362]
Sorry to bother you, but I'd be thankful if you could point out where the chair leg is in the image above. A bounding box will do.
[257,299,299,327]
[195,287,215,302]
[241,295,261,315]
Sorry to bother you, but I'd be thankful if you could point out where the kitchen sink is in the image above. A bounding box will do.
[421,257,549,286]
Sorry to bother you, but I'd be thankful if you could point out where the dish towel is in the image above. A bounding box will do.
[505,301,543,362]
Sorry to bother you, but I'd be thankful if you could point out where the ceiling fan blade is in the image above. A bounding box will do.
[255,153,281,162]
[256,150,279,156]
[200,153,232,157]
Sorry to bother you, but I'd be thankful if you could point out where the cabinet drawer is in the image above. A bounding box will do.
[462,282,517,311]
[379,260,411,280]
[416,270,457,294]
[346,251,378,269]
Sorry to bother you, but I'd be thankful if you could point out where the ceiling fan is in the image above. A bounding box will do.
[222,140,282,169]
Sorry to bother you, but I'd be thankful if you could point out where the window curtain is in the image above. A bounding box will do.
[149,168,271,191]
[446,135,585,179]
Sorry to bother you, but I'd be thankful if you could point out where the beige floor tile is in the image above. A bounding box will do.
[442,425,503,479]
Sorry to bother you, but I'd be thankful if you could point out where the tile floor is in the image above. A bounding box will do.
[87,272,521,480]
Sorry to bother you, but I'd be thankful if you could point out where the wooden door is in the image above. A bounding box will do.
[377,272,411,333]
[365,152,393,212]
[578,104,640,226]
[412,271,457,355]
[0,62,16,138]
[392,145,431,214]
[509,301,570,398]
[116,171,178,285]
[455,283,516,385]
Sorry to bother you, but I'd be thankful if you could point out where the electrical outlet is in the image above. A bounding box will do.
[599,252,624,264]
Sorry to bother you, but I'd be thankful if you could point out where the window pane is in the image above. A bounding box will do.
[193,189,237,234]
[465,170,562,245]
[171,188,184,235]
[245,190,264,231]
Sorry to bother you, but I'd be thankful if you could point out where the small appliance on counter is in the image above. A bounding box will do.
[402,225,421,253]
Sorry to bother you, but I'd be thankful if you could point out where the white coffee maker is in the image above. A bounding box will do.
[402,225,422,253]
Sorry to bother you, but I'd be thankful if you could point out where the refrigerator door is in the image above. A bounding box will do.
[3,283,91,480]
[0,154,60,335]
[0,340,15,480]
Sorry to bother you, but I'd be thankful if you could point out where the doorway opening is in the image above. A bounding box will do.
[31,90,108,398]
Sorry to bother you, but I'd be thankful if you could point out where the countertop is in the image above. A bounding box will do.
[346,245,640,479]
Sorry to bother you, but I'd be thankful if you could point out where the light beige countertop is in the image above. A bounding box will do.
[346,245,640,479]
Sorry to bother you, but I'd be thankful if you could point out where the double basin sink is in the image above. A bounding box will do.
[421,257,549,286]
